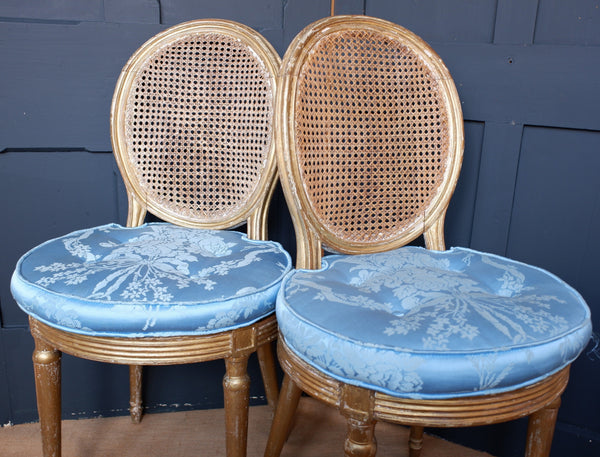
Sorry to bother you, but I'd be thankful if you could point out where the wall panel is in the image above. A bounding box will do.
[1,329,36,424]
[367,0,497,43]
[0,152,122,327]
[0,332,12,425]
[469,122,523,255]
[433,43,600,131]
[104,0,161,24]
[445,121,484,249]
[0,1,104,22]
[160,0,281,29]
[506,126,600,441]
[283,0,331,48]
[535,0,600,46]
[507,127,600,282]
[0,22,165,151]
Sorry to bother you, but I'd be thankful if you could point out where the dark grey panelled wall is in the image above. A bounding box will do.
[1,1,598,456]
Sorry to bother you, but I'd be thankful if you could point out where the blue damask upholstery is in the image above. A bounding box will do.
[277,246,591,399]
[12,223,291,337]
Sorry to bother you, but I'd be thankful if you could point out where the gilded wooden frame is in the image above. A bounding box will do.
[266,15,568,457]
[111,19,281,237]
[275,15,464,268]
[30,19,282,457]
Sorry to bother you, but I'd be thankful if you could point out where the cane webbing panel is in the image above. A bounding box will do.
[294,29,450,244]
[124,31,274,223]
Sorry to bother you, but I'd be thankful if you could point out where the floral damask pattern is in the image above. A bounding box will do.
[277,246,591,398]
[34,224,254,302]
[12,223,291,336]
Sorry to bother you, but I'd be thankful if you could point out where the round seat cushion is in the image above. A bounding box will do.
[12,223,291,337]
[276,246,591,399]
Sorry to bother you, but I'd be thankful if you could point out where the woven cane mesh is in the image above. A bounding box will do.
[125,32,274,223]
[294,29,450,244]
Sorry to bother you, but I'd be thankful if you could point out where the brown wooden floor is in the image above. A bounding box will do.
[0,397,493,456]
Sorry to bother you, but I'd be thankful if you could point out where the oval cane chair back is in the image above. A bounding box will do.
[112,19,279,235]
[276,15,463,266]
[265,15,591,457]
[11,19,291,457]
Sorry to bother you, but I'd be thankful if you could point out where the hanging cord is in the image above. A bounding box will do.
[331,0,335,16]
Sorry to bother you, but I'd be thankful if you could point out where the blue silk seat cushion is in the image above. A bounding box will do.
[276,246,592,399]
[12,223,292,337]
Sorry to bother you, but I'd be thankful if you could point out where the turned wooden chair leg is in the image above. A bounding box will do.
[344,416,377,457]
[409,426,424,457]
[340,384,377,457]
[129,365,143,423]
[264,375,302,457]
[525,396,562,457]
[257,342,279,410]
[341,385,377,457]
[224,355,251,457]
[32,336,62,457]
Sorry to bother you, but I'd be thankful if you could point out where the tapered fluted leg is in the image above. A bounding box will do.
[129,365,143,423]
[525,397,561,457]
[264,375,302,457]
[257,342,279,409]
[224,355,251,457]
[33,336,62,457]
[408,426,424,457]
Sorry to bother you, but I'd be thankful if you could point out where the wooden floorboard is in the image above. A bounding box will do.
[0,397,493,456]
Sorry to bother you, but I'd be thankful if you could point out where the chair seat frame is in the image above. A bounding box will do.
[31,316,279,457]
[266,337,567,457]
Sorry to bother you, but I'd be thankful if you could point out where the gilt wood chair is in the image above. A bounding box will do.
[10,19,291,457]
[264,15,592,457]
